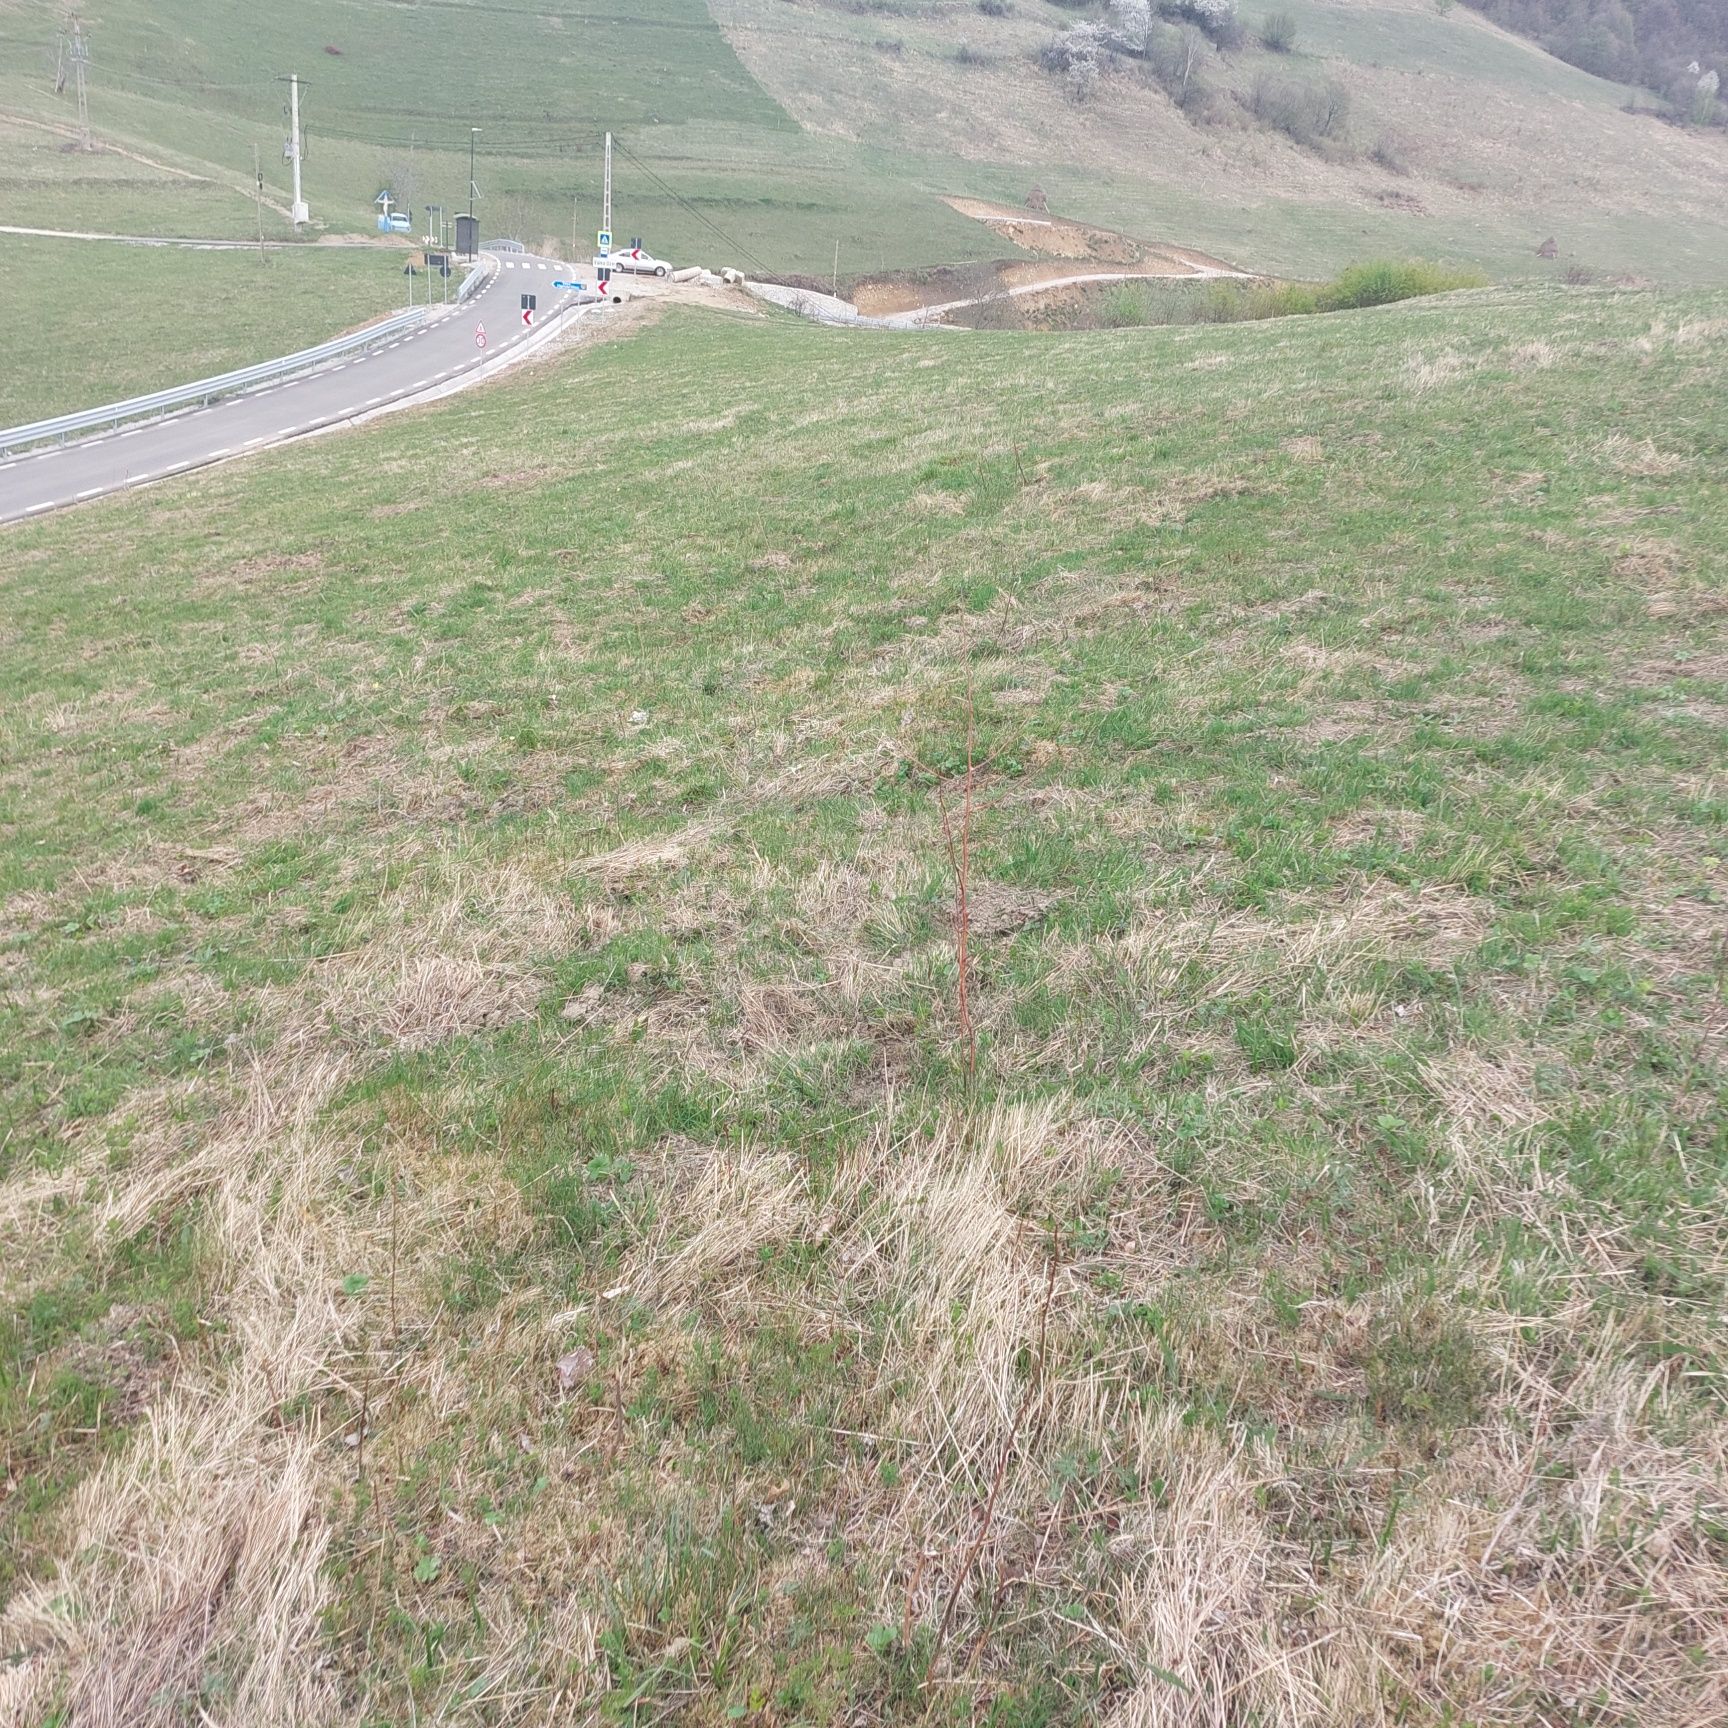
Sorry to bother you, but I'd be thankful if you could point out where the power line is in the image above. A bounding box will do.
[612,136,774,276]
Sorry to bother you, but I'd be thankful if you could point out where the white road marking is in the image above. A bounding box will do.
[75,487,103,499]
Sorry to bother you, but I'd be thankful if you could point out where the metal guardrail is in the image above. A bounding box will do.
[0,302,435,457]
[455,259,492,303]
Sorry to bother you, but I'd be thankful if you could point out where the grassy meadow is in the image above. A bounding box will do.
[0,237,421,427]
[0,0,996,274]
[0,283,1726,1724]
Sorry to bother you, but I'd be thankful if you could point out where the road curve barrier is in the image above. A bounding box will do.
[0,305,435,457]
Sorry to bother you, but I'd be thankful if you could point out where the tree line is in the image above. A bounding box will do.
[1462,0,1727,119]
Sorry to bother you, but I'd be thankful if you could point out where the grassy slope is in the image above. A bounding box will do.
[710,0,1728,284]
[2,286,1725,1724]
[0,237,421,425]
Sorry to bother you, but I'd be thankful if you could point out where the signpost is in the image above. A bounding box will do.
[521,293,536,328]
[475,322,487,350]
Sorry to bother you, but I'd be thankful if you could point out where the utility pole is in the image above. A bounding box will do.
[69,15,91,150]
[253,142,267,262]
[285,73,308,228]
[469,127,482,253]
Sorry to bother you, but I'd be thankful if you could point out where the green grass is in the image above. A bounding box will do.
[0,236,417,425]
[1,282,1725,1723]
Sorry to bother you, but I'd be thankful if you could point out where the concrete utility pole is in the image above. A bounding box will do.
[602,131,613,245]
[470,127,482,251]
[286,73,308,228]
[253,142,267,262]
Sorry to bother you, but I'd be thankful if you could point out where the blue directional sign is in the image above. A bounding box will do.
[553,279,584,290]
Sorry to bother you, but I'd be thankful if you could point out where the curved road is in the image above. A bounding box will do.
[0,252,590,525]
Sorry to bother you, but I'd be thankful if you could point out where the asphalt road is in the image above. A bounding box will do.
[0,252,588,525]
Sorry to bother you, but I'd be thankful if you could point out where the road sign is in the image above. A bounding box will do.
[597,229,611,252]
[475,322,488,350]
[522,307,534,327]
[553,279,584,290]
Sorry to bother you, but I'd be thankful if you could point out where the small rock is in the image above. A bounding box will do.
[555,1346,597,1393]
[561,982,604,1021]
[628,709,649,727]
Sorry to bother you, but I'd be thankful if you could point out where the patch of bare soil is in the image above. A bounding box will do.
[942,196,1240,275]
[943,196,1145,265]
[851,200,1243,320]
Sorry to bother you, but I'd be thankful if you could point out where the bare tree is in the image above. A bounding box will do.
[379,155,421,226]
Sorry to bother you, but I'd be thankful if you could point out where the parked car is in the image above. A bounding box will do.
[604,246,671,278]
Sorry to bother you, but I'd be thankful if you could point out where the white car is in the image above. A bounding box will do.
[601,246,671,278]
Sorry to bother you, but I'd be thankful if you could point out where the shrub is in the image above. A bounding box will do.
[1041,22,1108,99]
[977,0,1011,13]
[1108,0,1153,44]
[1321,259,1485,309]
[1158,0,1240,47]
[873,35,905,55]
[1174,260,1483,325]
[1098,283,1153,326]
[1147,21,1215,114]
[1692,67,1721,127]
[954,37,988,65]
[1260,9,1297,51]
[1250,71,1352,150]
[1370,132,1412,174]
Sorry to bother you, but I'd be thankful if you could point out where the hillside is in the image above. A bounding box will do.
[1462,0,1728,101]
[708,0,1728,284]
[2,280,1725,1723]
[1,0,1725,283]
